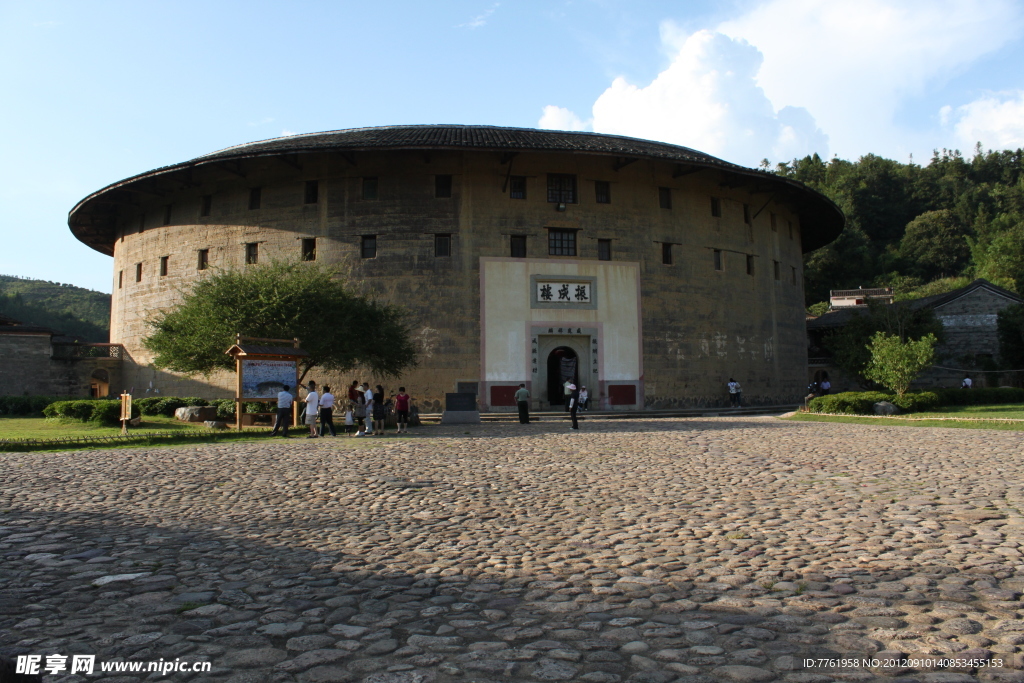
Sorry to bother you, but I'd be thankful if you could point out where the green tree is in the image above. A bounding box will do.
[897,209,971,280]
[821,301,944,387]
[997,303,1024,384]
[863,332,937,396]
[144,262,417,382]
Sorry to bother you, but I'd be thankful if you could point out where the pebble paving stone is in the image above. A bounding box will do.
[1,417,1024,683]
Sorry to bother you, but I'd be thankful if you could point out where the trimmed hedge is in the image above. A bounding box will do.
[808,388,1019,415]
[44,400,140,426]
[0,395,64,416]
[807,391,891,415]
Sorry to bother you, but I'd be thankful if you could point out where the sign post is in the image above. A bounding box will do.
[225,336,307,431]
[119,392,132,435]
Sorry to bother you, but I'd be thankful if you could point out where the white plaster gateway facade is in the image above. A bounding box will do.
[480,258,642,409]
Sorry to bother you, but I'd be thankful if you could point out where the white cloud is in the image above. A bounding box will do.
[541,30,827,166]
[950,91,1024,150]
[714,0,1024,159]
[281,129,297,137]
[538,105,591,132]
[539,0,1024,166]
[458,3,499,29]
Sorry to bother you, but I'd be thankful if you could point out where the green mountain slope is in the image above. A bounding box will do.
[0,275,110,342]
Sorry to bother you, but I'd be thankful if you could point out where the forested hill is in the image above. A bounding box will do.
[0,275,110,342]
[778,146,1024,308]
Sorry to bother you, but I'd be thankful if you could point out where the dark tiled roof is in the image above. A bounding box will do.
[808,279,1022,329]
[69,125,844,255]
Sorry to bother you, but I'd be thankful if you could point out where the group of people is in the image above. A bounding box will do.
[514,381,583,430]
[269,381,411,438]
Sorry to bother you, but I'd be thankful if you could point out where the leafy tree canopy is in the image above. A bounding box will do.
[821,301,944,387]
[143,262,417,382]
[863,332,938,397]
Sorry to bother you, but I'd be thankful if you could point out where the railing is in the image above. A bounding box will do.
[51,343,126,360]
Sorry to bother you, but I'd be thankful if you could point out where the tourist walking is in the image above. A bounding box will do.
[819,375,832,396]
[568,383,580,430]
[319,385,336,437]
[563,380,573,412]
[348,380,361,403]
[270,384,293,437]
[515,383,530,424]
[343,402,356,435]
[362,383,374,435]
[727,378,742,407]
[373,384,387,436]
[303,381,320,438]
[393,387,411,434]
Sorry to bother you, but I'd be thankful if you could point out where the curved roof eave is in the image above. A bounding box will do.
[69,125,845,255]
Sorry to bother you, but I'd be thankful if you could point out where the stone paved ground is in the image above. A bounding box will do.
[2,416,1024,683]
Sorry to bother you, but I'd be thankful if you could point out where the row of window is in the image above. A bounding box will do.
[119,232,797,287]
[134,174,797,241]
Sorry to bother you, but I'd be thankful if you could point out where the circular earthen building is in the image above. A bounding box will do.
[70,125,843,410]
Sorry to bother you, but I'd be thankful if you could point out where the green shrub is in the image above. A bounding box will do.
[890,391,940,413]
[134,397,164,415]
[934,387,1024,406]
[43,400,138,425]
[153,397,189,417]
[0,395,61,416]
[212,398,236,419]
[182,397,209,407]
[808,391,892,414]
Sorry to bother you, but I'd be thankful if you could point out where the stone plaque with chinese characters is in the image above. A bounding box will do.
[530,275,597,309]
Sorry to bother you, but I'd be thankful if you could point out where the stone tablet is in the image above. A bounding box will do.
[446,393,477,412]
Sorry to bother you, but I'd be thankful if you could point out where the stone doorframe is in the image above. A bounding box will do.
[531,326,599,407]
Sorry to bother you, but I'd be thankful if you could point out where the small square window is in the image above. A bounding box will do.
[547,174,577,204]
[658,187,672,210]
[362,177,378,200]
[361,235,377,258]
[198,249,209,270]
[302,238,316,262]
[743,203,751,224]
[595,181,611,204]
[200,195,212,217]
[773,260,780,280]
[160,256,168,277]
[304,180,319,204]
[746,254,755,275]
[118,270,123,289]
[711,197,722,218]
[163,204,172,226]
[791,265,797,285]
[713,249,723,271]
[249,187,262,210]
[245,242,259,265]
[435,175,452,198]
[770,212,777,231]
[548,229,577,256]
[135,263,143,283]
[510,235,527,258]
[597,238,611,261]
[434,234,451,257]
[662,243,673,265]
[509,176,526,199]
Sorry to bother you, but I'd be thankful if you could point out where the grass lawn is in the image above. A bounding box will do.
[786,406,1024,431]
[0,415,214,440]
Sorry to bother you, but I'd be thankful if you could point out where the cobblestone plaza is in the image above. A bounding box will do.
[2,417,1023,683]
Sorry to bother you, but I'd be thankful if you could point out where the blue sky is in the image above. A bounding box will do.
[2,0,1024,293]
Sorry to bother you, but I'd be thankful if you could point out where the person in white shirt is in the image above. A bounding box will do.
[962,376,973,389]
[270,384,293,437]
[319,385,336,437]
[727,378,742,407]
[303,380,320,438]
[579,386,589,411]
[363,383,375,435]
